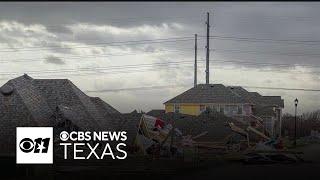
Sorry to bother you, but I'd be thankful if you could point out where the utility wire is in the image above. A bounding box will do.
[0,64,198,81]
[0,36,195,52]
[207,35,320,45]
[0,48,193,63]
[22,15,201,29]
[213,48,320,58]
[85,84,191,93]
[1,59,319,80]
[84,84,320,93]
[1,54,320,70]
[3,48,320,66]
[0,61,196,76]
[3,34,320,54]
[242,86,320,92]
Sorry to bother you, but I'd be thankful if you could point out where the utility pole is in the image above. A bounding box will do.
[205,12,210,84]
[194,34,197,87]
[294,98,298,147]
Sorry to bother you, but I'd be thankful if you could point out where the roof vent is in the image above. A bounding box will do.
[0,84,14,96]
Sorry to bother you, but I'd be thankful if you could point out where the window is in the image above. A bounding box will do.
[200,105,206,113]
[225,105,238,116]
[209,104,219,112]
[220,105,224,113]
[238,105,243,114]
[174,104,180,113]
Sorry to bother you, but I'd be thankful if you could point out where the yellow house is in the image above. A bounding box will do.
[164,84,285,137]
[164,84,253,116]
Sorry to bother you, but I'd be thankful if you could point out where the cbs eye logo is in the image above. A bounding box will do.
[16,127,53,164]
[19,138,50,153]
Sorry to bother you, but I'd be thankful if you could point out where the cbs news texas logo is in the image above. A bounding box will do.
[16,127,128,164]
[16,127,53,164]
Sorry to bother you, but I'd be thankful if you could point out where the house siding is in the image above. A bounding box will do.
[180,104,199,115]
[165,104,174,113]
[165,103,251,116]
[165,103,199,116]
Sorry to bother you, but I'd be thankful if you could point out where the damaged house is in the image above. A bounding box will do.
[0,74,125,156]
[164,84,284,137]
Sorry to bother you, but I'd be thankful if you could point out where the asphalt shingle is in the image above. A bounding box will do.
[227,86,284,108]
[165,84,250,104]
[0,74,123,155]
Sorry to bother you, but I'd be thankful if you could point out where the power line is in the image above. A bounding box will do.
[0,62,252,80]
[85,84,190,93]
[3,47,320,66]
[0,60,196,76]
[0,64,198,81]
[242,86,320,92]
[3,33,320,55]
[2,52,320,70]
[3,33,320,54]
[84,84,320,93]
[20,15,201,29]
[46,17,200,30]
[0,48,193,63]
[2,51,320,73]
[0,36,194,53]
[1,58,320,77]
[213,48,320,58]
[206,35,320,45]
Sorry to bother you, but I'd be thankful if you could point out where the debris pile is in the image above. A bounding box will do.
[130,110,252,158]
[121,109,305,165]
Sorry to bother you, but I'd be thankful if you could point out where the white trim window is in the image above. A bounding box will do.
[208,104,219,112]
[225,105,238,116]
[174,104,180,113]
[200,105,206,113]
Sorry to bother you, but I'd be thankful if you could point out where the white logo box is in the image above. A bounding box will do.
[16,127,53,164]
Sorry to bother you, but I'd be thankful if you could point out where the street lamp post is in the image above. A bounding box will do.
[294,98,299,147]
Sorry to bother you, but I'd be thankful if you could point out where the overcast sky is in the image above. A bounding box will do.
[0,2,319,114]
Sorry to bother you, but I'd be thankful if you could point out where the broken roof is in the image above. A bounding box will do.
[164,84,250,104]
[146,110,236,142]
[147,109,166,117]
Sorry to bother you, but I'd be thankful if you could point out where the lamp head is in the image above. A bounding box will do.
[294,98,299,106]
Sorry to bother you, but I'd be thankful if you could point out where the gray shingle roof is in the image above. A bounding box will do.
[164,84,250,104]
[259,96,284,108]
[254,105,276,117]
[228,86,284,108]
[0,74,123,155]
[228,86,261,103]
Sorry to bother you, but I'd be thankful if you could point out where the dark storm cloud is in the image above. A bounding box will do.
[1,2,319,63]
[0,2,320,113]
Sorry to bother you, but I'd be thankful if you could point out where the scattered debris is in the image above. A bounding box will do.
[126,110,306,165]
